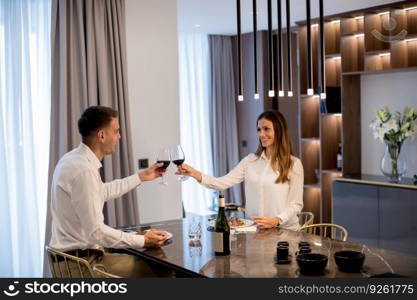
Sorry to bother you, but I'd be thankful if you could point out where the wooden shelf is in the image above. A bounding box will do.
[321,115,342,171]
[341,30,364,37]
[342,66,417,75]
[322,169,343,174]
[301,140,320,186]
[341,16,364,35]
[341,34,365,72]
[405,8,417,35]
[321,113,342,116]
[325,56,341,87]
[390,6,417,37]
[325,53,341,59]
[364,12,390,52]
[391,34,417,68]
[365,49,391,55]
[404,33,417,40]
[300,94,319,98]
[304,184,321,189]
[300,97,319,139]
[365,50,391,71]
[295,0,417,224]
[341,75,361,177]
[325,21,341,54]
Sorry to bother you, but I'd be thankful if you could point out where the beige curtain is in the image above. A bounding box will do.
[44,0,137,276]
[209,35,243,205]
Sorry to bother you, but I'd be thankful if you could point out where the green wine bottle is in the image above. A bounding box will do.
[214,194,230,256]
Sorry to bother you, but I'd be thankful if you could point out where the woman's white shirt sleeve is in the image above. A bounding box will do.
[200,155,253,190]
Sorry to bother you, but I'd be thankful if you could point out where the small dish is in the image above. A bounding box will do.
[208,218,255,229]
[296,253,328,276]
[334,250,365,273]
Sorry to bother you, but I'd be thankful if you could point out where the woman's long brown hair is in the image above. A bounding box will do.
[255,111,294,183]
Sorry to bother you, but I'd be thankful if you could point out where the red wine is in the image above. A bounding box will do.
[157,160,171,169]
[173,159,185,166]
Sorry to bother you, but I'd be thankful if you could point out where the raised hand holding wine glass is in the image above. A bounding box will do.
[172,145,189,181]
[156,148,171,185]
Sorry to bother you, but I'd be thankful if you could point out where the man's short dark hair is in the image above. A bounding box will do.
[77,106,118,142]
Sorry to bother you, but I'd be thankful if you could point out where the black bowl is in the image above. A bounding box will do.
[334,251,365,273]
[298,241,310,248]
[296,253,328,276]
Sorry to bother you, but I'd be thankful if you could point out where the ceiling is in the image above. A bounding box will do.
[177,0,401,35]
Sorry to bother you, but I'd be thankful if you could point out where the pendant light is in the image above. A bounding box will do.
[306,0,314,96]
[253,0,259,100]
[267,0,274,97]
[319,0,326,100]
[236,0,243,101]
[276,0,284,97]
[285,0,292,97]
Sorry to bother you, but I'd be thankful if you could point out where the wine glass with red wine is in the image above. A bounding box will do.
[157,148,171,185]
[172,145,189,181]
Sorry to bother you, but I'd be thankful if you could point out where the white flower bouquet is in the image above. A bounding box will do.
[370,107,417,143]
[370,106,417,182]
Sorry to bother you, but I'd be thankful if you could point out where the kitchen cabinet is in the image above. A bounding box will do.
[333,175,417,255]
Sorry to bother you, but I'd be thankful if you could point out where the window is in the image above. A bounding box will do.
[0,0,51,277]
[178,33,214,215]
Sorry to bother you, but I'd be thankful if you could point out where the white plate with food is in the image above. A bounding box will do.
[208,218,255,229]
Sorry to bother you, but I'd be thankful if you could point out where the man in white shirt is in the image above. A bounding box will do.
[49,106,169,277]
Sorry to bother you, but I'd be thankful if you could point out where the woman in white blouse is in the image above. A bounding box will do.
[177,111,304,231]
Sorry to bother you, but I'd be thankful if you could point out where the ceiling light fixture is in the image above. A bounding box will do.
[277,0,284,97]
[236,0,243,101]
[319,0,326,101]
[286,0,293,97]
[252,0,259,100]
[267,0,275,98]
[306,0,314,96]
